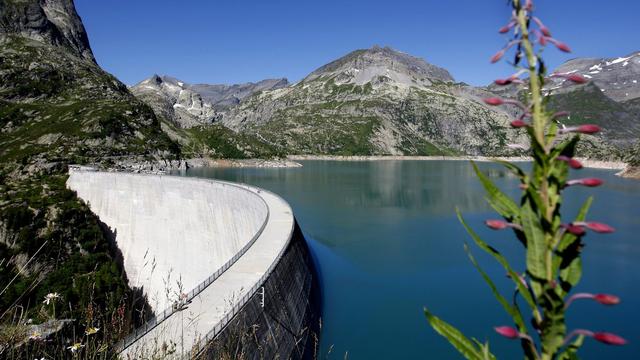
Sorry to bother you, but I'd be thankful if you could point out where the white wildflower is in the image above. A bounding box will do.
[42,292,61,305]
[67,342,84,353]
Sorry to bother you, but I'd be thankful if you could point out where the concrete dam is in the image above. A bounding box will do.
[67,170,320,359]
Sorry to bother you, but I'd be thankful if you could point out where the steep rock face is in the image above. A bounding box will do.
[131,75,218,128]
[221,46,525,156]
[130,76,288,128]
[0,0,94,61]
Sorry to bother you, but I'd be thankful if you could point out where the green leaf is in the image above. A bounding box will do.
[559,257,582,294]
[472,339,498,360]
[556,197,592,295]
[464,243,527,330]
[494,159,527,180]
[472,162,520,220]
[457,209,538,313]
[521,198,547,298]
[556,197,593,253]
[557,335,585,360]
[424,308,488,360]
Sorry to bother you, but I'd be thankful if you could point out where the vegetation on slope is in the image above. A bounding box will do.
[0,36,175,357]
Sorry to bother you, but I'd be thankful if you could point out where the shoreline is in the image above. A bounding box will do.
[286,155,628,171]
[105,155,636,179]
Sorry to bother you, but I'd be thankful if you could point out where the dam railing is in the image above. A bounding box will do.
[116,180,270,353]
[186,187,295,359]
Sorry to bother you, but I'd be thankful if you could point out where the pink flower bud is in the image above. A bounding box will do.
[491,49,506,63]
[562,224,586,236]
[565,329,627,346]
[557,155,583,169]
[577,124,601,134]
[532,17,552,37]
[584,222,615,233]
[593,294,621,305]
[499,21,516,34]
[566,178,604,187]
[539,35,548,46]
[593,332,627,346]
[511,120,528,128]
[567,74,588,84]
[540,26,552,37]
[486,220,509,230]
[566,292,620,309]
[494,326,519,339]
[553,40,572,53]
[484,97,505,106]
[559,124,601,135]
[494,78,512,86]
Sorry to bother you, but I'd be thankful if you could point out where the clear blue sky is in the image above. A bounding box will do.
[75,0,640,86]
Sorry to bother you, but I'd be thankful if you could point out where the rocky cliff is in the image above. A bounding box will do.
[0,0,94,61]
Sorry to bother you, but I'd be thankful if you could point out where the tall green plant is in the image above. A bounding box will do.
[424,1,627,359]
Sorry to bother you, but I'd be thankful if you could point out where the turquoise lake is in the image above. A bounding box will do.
[175,160,639,359]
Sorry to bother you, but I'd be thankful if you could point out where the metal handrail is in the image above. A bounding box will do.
[115,178,270,353]
[185,187,295,359]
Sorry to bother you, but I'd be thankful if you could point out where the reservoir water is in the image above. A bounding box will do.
[174,160,639,359]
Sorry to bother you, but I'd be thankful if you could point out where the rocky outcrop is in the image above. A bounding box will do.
[0,0,94,62]
[130,75,218,128]
[130,75,288,128]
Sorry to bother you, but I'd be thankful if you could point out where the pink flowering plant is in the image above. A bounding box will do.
[424,1,627,359]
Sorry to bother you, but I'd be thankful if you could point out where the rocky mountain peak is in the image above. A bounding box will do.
[304,45,454,86]
[0,0,94,62]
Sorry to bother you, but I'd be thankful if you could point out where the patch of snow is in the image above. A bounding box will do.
[633,80,638,84]
[589,64,603,71]
[606,56,631,66]
[601,89,606,92]
[589,71,600,74]
[177,82,184,87]
[623,61,629,66]
[173,104,185,109]
[583,74,593,79]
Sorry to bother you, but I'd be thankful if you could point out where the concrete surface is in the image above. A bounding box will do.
[67,172,269,312]
[66,171,295,358]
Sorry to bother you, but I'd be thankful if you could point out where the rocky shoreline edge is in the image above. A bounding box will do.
[287,155,638,178]
[98,155,638,179]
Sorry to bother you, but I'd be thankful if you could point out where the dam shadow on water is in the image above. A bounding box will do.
[175,160,640,359]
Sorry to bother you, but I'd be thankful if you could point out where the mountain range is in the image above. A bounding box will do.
[133,47,639,160]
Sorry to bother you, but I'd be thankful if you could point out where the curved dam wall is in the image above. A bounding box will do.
[194,223,321,360]
[67,170,320,359]
[67,171,268,311]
